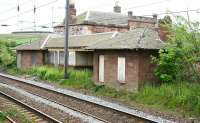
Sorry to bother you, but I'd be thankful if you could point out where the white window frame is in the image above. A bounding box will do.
[118,57,126,82]
[99,55,104,82]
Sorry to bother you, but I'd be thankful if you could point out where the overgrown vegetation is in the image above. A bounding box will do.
[7,66,200,119]
[28,66,93,89]
[0,34,45,69]
[4,108,33,123]
[0,40,16,68]
[0,108,33,123]
[0,112,6,122]
[133,83,200,118]
[152,16,200,83]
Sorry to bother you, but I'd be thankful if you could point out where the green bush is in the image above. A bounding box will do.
[0,41,15,68]
[152,16,200,83]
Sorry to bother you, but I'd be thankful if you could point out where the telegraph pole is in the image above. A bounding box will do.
[64,0,69,79]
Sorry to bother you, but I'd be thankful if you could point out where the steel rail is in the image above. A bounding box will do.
[0,91,62,123]
[6,116,16,123]
[0,73,165,123]
[26,91,111,123]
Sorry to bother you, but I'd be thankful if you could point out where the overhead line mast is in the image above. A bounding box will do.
[64,0,69,79]
[34,0,36,31]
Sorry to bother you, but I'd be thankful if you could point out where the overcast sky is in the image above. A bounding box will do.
[0,0,199,34]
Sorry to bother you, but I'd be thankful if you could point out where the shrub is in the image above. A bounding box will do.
[152,16,200,83]
[0,41,15,68]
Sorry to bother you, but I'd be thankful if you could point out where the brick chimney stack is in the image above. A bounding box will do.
[152,14,158,28]
[113,1,121,13]
[69,0,76,24]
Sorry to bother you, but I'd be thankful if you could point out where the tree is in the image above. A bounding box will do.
[152,16,200,83]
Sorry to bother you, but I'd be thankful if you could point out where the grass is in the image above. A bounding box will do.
[5,66,200,120]
[133,83,200,118]
[0,112,6,122]
[5,108,33,123]
[0,108,33,123]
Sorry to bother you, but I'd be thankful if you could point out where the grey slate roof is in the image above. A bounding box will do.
[16,28,164,51]
[76,11,129,26]
[87,28,165,50]
[45,32,115,48]
[55,11,156,27]
[16,32,115,50]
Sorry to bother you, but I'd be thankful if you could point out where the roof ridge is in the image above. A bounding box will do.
[83,10,128,17]
[69,32,116,37]
[40,35,50,49]
[85,11,90,21]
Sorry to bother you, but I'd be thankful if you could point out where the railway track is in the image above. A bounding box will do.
[0,111,16,123]
[0,73,175,123]
[6,116,16,123]
[0,85,110,123]
[0,91,62,123]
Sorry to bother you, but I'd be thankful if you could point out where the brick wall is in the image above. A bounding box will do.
[138,50,158,87]
[17,50,46,69]
[93,50,158,91]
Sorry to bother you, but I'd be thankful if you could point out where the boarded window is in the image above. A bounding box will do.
[118,57,126,82]
[99,55,104,82]
[69,52,76,66]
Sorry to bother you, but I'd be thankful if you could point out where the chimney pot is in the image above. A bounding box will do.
[128,11,133,17]
[153,14,158,19]
[113,1,121,13]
